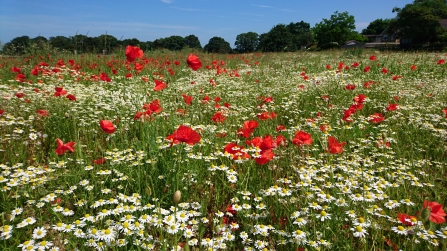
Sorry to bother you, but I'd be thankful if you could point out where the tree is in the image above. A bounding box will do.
[390,0,447,43]
[234,32,259,53]
[258,24,296,52]
[362,18,391,35]
[95,34,119,54]
[72,34,94,53]
[204,37,232,53]
[121,38,141,47]
[184,34,202,49]
[287,21,314,47]
[2,36,31,54]
[312,11,361,49]
[49,36,72,51]
[161,35,186,51]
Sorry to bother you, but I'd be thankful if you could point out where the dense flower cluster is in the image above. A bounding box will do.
[0,50,446,250]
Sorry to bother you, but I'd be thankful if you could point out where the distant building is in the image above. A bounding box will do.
[364,26,398,48]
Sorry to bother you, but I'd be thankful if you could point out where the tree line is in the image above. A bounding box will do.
[2,0,447,55]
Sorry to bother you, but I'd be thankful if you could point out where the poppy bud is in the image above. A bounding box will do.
[173,190,181,204]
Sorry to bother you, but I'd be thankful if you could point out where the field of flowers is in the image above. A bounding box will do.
[1,47,447,251]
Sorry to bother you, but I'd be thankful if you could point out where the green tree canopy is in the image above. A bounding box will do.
[161,35,186,51]
[258,24,296,52]
[121,38,141,47]
[204,37,232,53]
[49,36,72,51]
[2,36,31,54]
[234,32,259,53]
[312,11,362,49]
[390,0,447,43]
[184,34,202,49]
[362,18,391,35]
[287,21,314,47]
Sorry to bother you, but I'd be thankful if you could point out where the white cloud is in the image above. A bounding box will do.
[170,7,205,11]
[161,0,173,3]
[251,4,273,8]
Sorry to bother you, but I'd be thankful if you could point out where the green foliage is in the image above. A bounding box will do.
[362,18,392,35]
[204,36,232,53]
[184,34,202,49]
[153,35,186,51]
[391,0,447,43]
[287,21,314,47]
[312,11,358,49]
[1,36,31,55]
[258,24,296,52]
[234,31,259,53]
[121,38,141,47]
[49,36,73,51]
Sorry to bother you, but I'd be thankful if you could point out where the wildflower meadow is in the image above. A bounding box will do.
[1,47,447,251]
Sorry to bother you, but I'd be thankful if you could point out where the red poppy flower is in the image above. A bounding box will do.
[376,140,391,148]
[255,149,274,165]
[423,200,447,224]
[143,99,162,114]
[275,135,287,146]
[100,72,111,82]
[92,158,106,165]
[0,110,4,116]
[37,110,50,117]
[134,111,143,120]
[369,113,385,124]
[212,111,226,123]
[99,120,116,134]
[54,87,68,97]
[246,135,276,151]
[392,75,402,81]
[276,125,286,132]
[351,62,359,67]
[182,94,193,106]
[257,111,277,120]
[369,55,376,61]
[237,120,258,138]
[437,59,445,65]
[292,131,313,147]
[11,67,22,73]
[31,67,39,76]
[166,125,201,145]
[224,143,250,160]
[363,66,371,72]
[15,92,25,98]
[353,94,367,104]
[342,108,356,123]
[55,138,76,155]
[125,73,132,78]
[381,68,388,74]
[398,213,417,226]
[345,84,356,91]
[154,79,167,91]
[66,94,76,101]
[187,54,202,71]
[325,64,331,70]
[328,136,346,154]
[386,103,398,111]
[125,45,144,63]
[442,107,447,118]
[262,96,273,103]
[410,64,417,71]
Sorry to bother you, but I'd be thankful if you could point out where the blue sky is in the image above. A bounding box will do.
[0,0,412,47]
